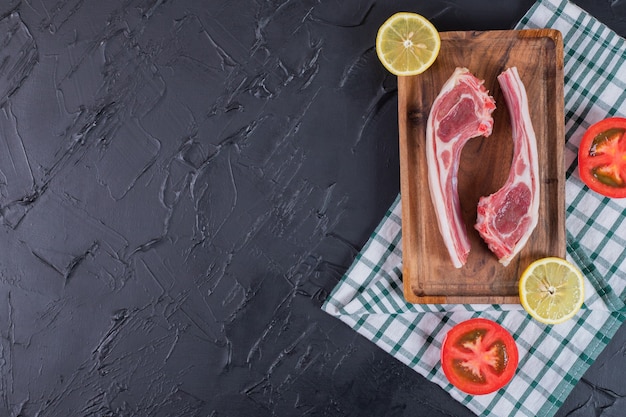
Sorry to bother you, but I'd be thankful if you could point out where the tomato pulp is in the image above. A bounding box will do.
[440,318,518,395]
[578,117,626,198]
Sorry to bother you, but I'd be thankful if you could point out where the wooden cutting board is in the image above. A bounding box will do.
[398,29,565,304]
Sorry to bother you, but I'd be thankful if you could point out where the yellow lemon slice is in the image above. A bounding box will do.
[519,257,585,325]
[375,12,441,76]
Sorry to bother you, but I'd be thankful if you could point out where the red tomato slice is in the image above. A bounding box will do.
[441,318,518,395]
[578,117,626,198]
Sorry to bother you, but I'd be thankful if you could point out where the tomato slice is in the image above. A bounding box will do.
[441,318,518,395]
[578,117,626,198]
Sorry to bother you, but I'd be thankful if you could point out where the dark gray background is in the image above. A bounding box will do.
[0,0,624,416]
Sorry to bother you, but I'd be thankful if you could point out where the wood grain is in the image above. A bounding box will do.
[398,30,565,304]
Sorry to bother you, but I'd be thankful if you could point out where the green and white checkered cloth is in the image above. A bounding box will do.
[321,0,626,416]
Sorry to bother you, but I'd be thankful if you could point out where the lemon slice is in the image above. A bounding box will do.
[519,257,585,325]
[375,12,441,76]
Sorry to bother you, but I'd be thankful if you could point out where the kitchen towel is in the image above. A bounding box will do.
[321,0,626,416]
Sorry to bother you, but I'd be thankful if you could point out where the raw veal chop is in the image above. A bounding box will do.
[426,67,496,268]
[475,67,540,266]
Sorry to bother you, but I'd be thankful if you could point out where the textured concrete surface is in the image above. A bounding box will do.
[0,0,624,416]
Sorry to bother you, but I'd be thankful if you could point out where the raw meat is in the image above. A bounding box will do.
[475,67,539,266]
[426,67,496,268]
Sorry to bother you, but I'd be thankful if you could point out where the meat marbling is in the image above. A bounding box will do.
[426,67,496,268]
[474,66,539,266]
